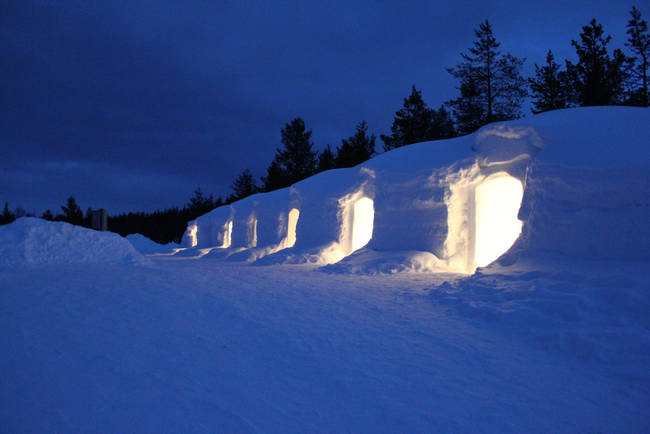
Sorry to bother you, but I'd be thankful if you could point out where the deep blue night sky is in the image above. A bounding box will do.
[2,0,647,214]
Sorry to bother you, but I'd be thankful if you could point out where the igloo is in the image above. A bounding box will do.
[178,107,649,274]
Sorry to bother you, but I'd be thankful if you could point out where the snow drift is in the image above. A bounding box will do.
[0,218,149,267]
[180,107,649,274]
[126,233,179,255]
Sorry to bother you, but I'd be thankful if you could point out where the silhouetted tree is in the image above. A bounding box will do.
[41,209,54,221]
[565,19,629,106]
[337,121,376,167]
[231,169,257,200]
[61,196,83,225]
[317,145,336,172]
[263,118,317,190]
[261,160,286,192]
[186,187,215,217]
[447,20,527,133]
[381,86,451,151]
[529,50,570,113]
[626,6,649,106]
[1,202,16,225]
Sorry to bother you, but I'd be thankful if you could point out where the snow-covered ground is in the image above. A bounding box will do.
[1,107,648,431]
[1,255,648,432]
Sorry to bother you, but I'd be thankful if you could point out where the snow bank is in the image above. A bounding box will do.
[126,233,179,255]
[180,107,649,274]
[0,218,149,267]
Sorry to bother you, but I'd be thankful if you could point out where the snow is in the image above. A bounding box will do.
[179,106,649,274]
[1,107,649,431]
[0,218,149,266]
[126,233,180,255]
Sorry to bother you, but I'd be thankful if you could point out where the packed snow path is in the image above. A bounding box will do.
[1,257,648,432]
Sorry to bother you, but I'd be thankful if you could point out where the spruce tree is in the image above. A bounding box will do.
[231,169,257,200]
[625,6,649,106]
[317,145,336,172]
[565,19,629,106]
[1,202,15,225]
[529,50,569,113]
[336,121,376,168]
[446,20,527,134]
[41,209,54,221]
[263,118,317,190]
[381,86,441,151]
[186,188,214,217]
[61,196,83,225]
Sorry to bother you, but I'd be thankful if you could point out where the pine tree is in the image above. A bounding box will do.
[317,145,336,172]
[625,6,649,106]
[446,20,527,133]
[261,160,286,192]
[336,121,376,168]
[1,202,16,225]
[186,188,214,217]
[231,169,257,200]
[41,209,54,221]
[61,196,83,225]
[430,105,456,140]
[529,50,569,113]
[263,118,317,190]
[565,19,629,106]
[381,86,441,151]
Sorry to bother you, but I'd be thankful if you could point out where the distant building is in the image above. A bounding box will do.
[91,209,108,231]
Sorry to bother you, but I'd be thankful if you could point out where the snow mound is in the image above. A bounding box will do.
[126,233,179,255]
[0,218,149,267]
[180,107,649,274]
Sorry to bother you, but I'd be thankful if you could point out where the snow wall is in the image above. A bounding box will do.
[180,107,649,274]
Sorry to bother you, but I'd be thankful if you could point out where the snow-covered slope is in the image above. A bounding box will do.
[179,107,649,274]
[0,218,149,266]
[126,233,179,255]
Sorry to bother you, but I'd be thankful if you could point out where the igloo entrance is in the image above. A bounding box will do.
[351,197,374,252]
[474,173,524,268]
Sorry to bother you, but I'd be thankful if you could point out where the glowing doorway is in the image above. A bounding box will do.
[474,173,524,267]
[285,208,299,248]
[351,197,374,252]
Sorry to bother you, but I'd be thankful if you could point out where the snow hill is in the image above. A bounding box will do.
[0,218,149,266]
[179,107,649,274]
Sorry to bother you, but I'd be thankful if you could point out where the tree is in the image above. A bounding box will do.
[529,50,570,113]
[565,19,629,106]
[61,196,83,225]
[446,20,527,134]
[41,209,54,221]
[317,145,336,172]
[1,202,15,225]
[381,86,453,151]
[336,121,376,168]
[263,118,317,191]
[186,188,214,217]
[231,169,257,200]
[626,6,649,106]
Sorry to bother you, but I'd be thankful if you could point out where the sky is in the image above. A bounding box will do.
[1,0,647,215]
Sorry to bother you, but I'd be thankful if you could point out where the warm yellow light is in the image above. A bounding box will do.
[474,174,524,267]
[285,208,299,248]
[188,224,198,248]
[351,197,374,252]
[222,220,233,248]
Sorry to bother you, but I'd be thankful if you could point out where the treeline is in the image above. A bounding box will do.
[2,8,648,243]
[235,7,649,196]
